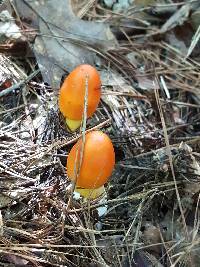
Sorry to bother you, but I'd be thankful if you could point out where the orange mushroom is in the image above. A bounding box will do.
[59,64,101,131]
[67,130,115,198]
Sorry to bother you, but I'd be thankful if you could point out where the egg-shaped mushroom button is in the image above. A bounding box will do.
[67,130,115,199]
[59,64,101,132]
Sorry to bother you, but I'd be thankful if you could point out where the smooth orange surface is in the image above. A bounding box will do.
[59,64,101,120]
[67,131,115,189]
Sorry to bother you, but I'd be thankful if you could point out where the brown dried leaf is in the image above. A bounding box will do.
[14,0,117,88]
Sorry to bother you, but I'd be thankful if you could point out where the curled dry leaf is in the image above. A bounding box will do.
[14,0,117,88]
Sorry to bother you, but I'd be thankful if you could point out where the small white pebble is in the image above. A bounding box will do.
[97,195,108,217]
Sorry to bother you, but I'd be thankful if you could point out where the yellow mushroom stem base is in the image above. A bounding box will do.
[75,185,105,200]
[65,118,82,132]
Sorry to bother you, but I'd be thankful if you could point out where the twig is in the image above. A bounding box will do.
[154,87,192,266]
[186,25,200,59]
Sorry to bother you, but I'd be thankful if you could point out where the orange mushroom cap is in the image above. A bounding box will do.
[67,131,115,189]
[59,64,101,131]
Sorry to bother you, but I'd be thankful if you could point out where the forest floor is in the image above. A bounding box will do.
[0,0,200,266]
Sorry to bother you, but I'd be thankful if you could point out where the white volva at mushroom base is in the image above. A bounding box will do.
[66,184,108,217]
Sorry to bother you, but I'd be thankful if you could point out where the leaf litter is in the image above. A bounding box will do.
[0,0,200,266]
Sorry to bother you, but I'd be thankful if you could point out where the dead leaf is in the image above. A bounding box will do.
[165,32,188,55]
[14,0,117,88]
[134,0,157,6]
[143,223,161,254]
[191,8,200,31]
[0,10,22,40]
[160,4,191,33]
[136,73,159,91]
[122,250,164,267]
[3,254,29,266]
